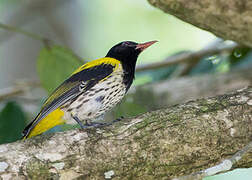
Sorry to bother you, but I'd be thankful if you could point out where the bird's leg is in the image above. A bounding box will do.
[88,116,125,128]
[72,116,87,129]
[87,122,112,128]
[113,116,124,123]
[85,115,108,127]
[84,120,93,126]
[72,115,124,129]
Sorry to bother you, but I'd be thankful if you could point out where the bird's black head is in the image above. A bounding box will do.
[106,40,157,70]
[106,40,157,91]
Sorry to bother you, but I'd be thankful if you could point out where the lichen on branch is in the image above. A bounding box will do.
[0,87,251,179]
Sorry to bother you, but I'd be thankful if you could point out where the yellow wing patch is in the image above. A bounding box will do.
[72,57,120,75]
[25,57,121,139]
[26,108,65,138]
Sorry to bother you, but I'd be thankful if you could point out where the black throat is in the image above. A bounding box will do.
[106,53,138,92]
[121,58,137,92]
[105,41,141,92]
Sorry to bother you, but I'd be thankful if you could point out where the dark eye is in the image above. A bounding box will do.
[122,42,136,48]
[122,42,130,46]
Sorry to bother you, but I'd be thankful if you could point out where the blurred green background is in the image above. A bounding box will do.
[0,0,251,179]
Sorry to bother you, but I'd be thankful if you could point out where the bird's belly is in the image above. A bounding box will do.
[62,73,126,122]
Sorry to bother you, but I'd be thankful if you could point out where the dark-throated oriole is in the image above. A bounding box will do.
[22,40,157,139]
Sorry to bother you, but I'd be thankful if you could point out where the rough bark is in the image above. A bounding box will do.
[134,68,252,107]
[0,87,252,180]
[110,67,252,119]
[148,0,252,47]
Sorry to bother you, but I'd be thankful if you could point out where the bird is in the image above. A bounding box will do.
[22,40,157,139]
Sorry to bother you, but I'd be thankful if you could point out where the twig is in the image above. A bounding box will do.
[0,80,40,102]
[0,23,50,43]
[1,21,237,73]
[173,141,252,180]
[0,22,84,63]
[0,0,70,43]
[174,39,229,77]
[136,42,241,72]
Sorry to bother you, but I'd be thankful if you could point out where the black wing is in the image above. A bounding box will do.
[22,63,115,138]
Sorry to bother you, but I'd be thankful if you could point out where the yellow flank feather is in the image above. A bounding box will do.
[72,57,120,75]
[25,57,120,139]
[26,108,65,138]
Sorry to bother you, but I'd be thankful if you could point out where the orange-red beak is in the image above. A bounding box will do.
[136,40,158,51]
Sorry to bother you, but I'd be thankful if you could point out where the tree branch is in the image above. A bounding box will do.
[174,141,252,180]
[0,87,251,179]
[147,0,252,47]
[125,67,252,113]
[0,80,40,102]
[136,42,240,72]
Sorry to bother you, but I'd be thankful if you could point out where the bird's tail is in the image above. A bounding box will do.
[22,108,65,139]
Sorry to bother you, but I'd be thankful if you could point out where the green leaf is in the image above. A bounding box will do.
[0,101,27,144]
[37,45,83,94]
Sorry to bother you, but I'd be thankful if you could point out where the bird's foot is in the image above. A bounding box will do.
[73,116,125,129]
[113,116,124,123]
[86,122,112,128]
[87,116,124,128]
[72,116,89,129]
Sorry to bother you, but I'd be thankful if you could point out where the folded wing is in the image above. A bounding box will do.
[22,62,117,138]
